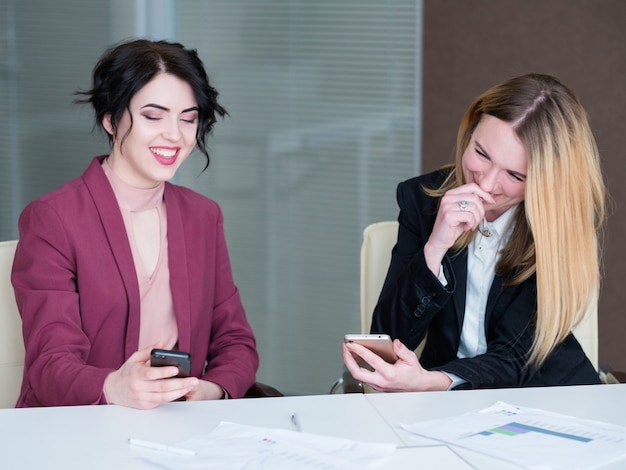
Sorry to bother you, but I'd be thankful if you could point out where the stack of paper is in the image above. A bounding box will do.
[137,421,396,469]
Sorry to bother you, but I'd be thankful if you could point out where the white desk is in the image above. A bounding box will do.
[1,385,624,469]
[1,394,436,469]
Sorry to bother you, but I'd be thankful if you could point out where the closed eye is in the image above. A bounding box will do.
[508,171,525,182]
[181,106,199,124]
[476,147,490,160]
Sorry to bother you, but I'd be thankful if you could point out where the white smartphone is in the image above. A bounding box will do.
[344,334,398,363]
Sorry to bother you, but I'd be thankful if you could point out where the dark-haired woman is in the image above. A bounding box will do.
[12,39,258,408]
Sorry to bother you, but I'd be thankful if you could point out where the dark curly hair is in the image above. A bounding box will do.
[75,39,227,169]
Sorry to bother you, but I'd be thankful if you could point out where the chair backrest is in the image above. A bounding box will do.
[358,221,599,371]
[0,240,23,408]
[360,222,399,334]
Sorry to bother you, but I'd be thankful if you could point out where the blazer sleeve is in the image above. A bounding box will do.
[12,200,113,407]
[161,184,259,399]
[187,203,259,398]
[431,276,600,388]
[370,175,456,350]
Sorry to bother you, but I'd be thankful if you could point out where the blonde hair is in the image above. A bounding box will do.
[427,74,606,366]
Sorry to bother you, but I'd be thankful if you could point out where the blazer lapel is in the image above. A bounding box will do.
[82,156,141,358]
[163,185,192,353]
[485,275,504,325]
[450,248,468,334]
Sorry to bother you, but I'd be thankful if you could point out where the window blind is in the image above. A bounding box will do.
[0,0,421,395]
[177,0,421,394]
[0,0,112,240]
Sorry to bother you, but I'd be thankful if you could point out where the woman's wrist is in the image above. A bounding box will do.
[102,371,117,404]
[423,241,446,277]
[423,370,453,391]
[199,380,227,400]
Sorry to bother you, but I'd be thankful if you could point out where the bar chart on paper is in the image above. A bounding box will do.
[402,401,626,469]
[466,421,593,442]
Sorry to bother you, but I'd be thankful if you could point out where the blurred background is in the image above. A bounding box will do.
[1,0,624,395]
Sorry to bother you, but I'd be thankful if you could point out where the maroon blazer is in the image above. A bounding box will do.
[12,156,259,406]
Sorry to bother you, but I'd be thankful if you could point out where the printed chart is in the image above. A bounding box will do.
[403,401,626,469]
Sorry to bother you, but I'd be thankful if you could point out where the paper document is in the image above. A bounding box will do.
[401,401,626,470]
[138,421,396,469]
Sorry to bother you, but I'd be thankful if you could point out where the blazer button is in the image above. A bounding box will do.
[414,305,425,317]
[421,296,431,305]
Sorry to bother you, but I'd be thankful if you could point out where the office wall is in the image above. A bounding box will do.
[421,0,626,373]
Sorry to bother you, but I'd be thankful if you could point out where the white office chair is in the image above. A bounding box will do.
[0,240,24,408]
[330,222,406,393]
[359,222,399,336]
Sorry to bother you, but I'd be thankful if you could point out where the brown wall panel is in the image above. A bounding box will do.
[422,0,626,374]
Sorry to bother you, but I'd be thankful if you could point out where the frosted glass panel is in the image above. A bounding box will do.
[0,0,421,396]
[176,0,421,394]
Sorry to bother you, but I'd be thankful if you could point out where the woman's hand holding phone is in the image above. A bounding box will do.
[102,344,198,410]
[343,334,398,365]
[342,336,453,392]
[148,347,225,401]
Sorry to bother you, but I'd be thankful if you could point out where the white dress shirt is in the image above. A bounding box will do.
[444,206,517,388]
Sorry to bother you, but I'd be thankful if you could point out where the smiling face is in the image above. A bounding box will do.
[461,114,528,222]
[103,73,199,188]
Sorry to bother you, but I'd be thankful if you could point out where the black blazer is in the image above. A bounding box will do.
[371,169,600,388]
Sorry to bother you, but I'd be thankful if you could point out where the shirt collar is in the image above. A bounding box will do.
[479,205,517,242]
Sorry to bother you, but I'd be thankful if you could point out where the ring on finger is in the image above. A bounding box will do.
[458,200,468,211]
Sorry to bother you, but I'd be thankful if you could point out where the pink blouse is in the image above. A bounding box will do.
[102,160,177,350]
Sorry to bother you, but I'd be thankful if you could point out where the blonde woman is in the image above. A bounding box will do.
[343,73,605,391]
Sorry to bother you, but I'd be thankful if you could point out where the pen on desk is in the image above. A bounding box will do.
[291,412,302,432]
[128,438,197,457]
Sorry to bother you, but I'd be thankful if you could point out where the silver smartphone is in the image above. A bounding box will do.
[344,334,398,363]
